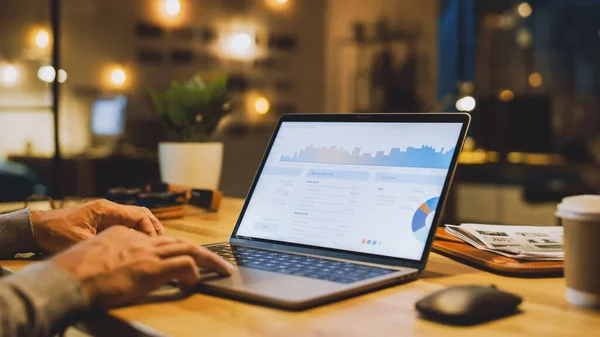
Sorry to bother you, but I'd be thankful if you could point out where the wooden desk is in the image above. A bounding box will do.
[1,198,599,336]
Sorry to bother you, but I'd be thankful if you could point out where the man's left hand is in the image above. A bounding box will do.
[30,199,165,253]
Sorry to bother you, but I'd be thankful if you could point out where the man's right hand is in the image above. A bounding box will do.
[50,226,234,309]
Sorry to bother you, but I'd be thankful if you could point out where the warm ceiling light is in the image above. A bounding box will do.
[35,29,51,48]
[499,89,515,102]
[110,68,127,86]
[0,64,19,86]
[267,0,290,10]
[528,72,543,87]
[517,3,532,18]
[221,31,256,60]
[231,33,252,51]
[164,0,181,17]
[255,96,270,114]
[455,96,476,112]
[37,66,67,83]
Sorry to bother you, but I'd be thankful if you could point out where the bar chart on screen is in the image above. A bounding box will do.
[280,145,455,169]
[236,121,462,260]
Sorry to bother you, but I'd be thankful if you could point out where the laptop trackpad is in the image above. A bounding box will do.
[199,266,280,287]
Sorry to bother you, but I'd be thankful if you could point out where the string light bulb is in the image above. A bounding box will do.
[35,29,51,48]
[267,0,290,10]
[37,66,67,83]
[255,96,270,114]
[220,30,256,60]
[528,72,543,87]
[0,64,18,86]
[231,33,252,51]
[164,0,181,17]
[110,68,127,86]
[456,96,476,112]
[499,89,515,102]
[517,3,532,18]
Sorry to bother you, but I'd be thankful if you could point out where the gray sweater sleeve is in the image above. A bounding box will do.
[0,210,89,337]
[0,209,38,258]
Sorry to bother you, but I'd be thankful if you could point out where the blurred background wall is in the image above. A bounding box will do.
[1,0,600,225]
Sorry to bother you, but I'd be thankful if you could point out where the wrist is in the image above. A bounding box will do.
[51,253,98,306]
[6,261,90,333]
[29,210,50,253]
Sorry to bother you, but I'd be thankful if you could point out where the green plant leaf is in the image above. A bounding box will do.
[167,101,189,128]
[184,75,205,90]
[148,74,232,142]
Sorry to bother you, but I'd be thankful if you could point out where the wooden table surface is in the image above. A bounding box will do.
[1,198,599,336]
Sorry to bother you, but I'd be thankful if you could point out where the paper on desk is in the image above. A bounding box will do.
[445,224,564,261]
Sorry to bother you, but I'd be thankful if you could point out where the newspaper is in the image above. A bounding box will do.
[445,224,564,261]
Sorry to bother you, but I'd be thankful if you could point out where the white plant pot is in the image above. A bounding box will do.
[158,142,223,190]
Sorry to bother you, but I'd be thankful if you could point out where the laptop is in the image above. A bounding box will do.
[198,113,470,309]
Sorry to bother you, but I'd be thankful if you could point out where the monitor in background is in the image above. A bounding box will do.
[89,95,127,154]
[92,95,127,136]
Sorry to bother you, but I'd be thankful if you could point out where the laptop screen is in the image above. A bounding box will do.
[236,121,463,261]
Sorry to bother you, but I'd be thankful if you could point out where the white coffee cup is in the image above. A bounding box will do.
[555,195,600,309]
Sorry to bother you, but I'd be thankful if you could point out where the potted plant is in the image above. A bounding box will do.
[150,74,232,189]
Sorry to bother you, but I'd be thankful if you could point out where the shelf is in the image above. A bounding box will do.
[0,106,52,113]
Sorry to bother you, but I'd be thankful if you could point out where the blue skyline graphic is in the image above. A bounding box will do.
[280,145,455,169]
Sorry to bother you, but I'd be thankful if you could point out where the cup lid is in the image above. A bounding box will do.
[556,195,600,220]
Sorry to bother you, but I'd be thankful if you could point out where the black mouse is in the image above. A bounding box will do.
[415,285,522,325]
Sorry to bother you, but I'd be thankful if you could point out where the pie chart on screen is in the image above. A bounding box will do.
[411,197,439,243]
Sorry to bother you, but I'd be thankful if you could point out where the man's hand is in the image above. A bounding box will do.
[51,226,234,309]
[31,199,165,253]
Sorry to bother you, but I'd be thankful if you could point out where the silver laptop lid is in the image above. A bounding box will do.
[229,113,470,269]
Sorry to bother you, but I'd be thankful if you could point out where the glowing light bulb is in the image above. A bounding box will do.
[221,31,256,60]
[456,96,476,112]
[58,69,67,83]
[37,66,67,83]
[164,0,181,17]
[0,65,18,86]
[276,0,288,4]
[255,97,270,114]
[232,33,252,52]
[35,29,50,48]
[37,66,54,82]
[517,2,532,18]
[528,72,543,87]
[111,68,127,86]
[499,89,515,102]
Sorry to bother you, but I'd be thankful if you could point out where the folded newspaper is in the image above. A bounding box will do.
[445,224,564,261]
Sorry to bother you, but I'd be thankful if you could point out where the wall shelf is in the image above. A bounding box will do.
[0,106,52,113]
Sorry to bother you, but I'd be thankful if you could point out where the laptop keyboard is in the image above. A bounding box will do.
[206,244,397,284]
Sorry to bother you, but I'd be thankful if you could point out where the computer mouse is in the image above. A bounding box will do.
[415,285,522,325]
